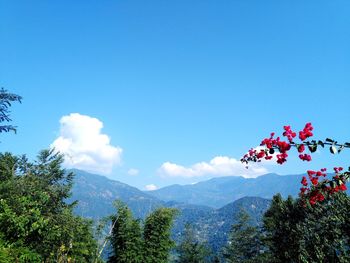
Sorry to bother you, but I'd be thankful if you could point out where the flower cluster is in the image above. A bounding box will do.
[301,167,348,206]
[299,154,312,161]
[283,125,296,142]
[241,123,313,165]
[241,123,350,206]
[299,122,313,141]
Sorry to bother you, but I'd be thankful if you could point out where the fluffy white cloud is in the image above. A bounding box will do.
[128,168,139,176]
[51,113,123,174]
[158,156,268,178]
[145,184,158,191]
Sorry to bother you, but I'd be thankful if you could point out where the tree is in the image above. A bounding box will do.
[0,89,100,261]
[263,192,350,262]
[261,194,304,262]
[222,209,263,263]
[241,123,350,261]
[176,223,211,263]
[0,150,99,262]
[0,88,22,133]
[108,201,143,263]
[143,207,178,263]
[106,204,178,263]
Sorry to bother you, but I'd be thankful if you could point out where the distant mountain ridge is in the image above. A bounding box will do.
[172,196,271,252]
[69,169,163,220]
[68,169,271,252]
[147,173,302,208]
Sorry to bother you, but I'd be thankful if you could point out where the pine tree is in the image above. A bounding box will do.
[176,223,211,263]
[222,209,263,263]
[0,88,22,134]
[108,201,143,263]
[143,207,178,263]
[0,151,99,262]
[263,193,350,262]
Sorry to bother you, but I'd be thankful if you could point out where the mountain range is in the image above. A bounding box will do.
[147,173,303,208]
[70,169,162,220]
[68,169,308,252]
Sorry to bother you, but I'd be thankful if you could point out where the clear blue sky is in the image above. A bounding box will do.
[1,1,350,190]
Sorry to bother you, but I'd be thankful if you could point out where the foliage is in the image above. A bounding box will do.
[176,224,211,263]
[0,150,99,262]
[107,202,178,263]
[0,88,22,133]
[108,201,143,263]
[222,209,263,263]
[263,193,350,262]
[143,207,178,263]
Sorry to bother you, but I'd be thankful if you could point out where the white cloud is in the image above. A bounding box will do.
[128,168,139,176]
[158,156,268,178]
[51,113,123,174]
[145,184,158,191]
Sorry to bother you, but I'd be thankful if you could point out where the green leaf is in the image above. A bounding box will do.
[330,145,337,154]
[317,140,325,147]
[325,138,334,143]
[338,145,345,153]
[308,144,317,153]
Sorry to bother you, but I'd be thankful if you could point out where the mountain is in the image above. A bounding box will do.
[147,173,302,208]
[171,196,271,252]
[69,169,271,252]
[69,169,163,220]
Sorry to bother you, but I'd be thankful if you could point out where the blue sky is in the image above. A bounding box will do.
[1,1,350,190]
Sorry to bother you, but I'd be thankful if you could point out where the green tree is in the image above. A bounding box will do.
[222,209,263,263]
[0,88,22,133]
[0,89,100,261]
[106,204,178,263]
[108,201,143,263]
[143,207,178,263]
[263,193,350,263]
[176,223,211,263]
[0,150,99,262]
[262,194,302,262]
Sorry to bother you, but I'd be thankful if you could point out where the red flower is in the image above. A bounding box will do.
[299,154,312,161]
[316,171,325,177]
[276,140,291,153]
[310,177,318,186]
[299,123,313,141]
[283,125,297,142]
[298,144,305,153]
[248,148,256,157]
[309,190,324,205]
[317,192,325,202]
[257,150,265,159]
[334,167,343,173]
[276,152,288,164]
[301,176,308,186]
[339,184,347,191]
[307,170,316,176]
